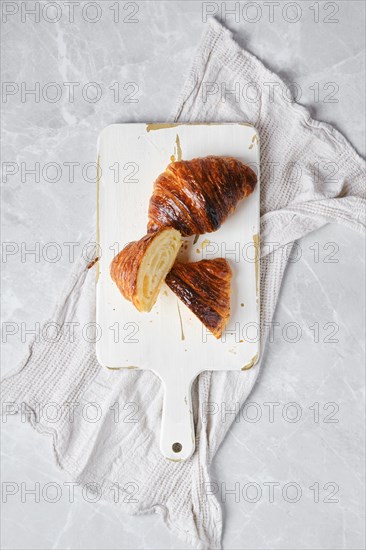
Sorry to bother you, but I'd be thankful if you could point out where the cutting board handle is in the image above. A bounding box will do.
[160,373,195,461]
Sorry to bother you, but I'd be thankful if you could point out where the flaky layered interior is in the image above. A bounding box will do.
[135,228,182,312]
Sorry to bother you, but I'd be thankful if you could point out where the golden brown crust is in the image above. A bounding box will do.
[110,233,154,307]
[165,258,232,338]
[110,228,182,312]
[148,156,257,236]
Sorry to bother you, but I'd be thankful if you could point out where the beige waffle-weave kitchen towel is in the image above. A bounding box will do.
[1,18,365,550]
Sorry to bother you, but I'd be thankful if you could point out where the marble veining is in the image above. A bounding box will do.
[1,1,365,548]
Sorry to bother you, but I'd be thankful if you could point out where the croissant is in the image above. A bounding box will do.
[148,156,257,236]
[110,228,182,312]
[165,258,232,338]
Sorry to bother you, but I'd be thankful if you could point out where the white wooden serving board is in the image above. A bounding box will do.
[96,123,260,461]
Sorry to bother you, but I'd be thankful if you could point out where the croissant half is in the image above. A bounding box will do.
[148,156,257,236]
[110,228,182,312]
[165,258,232,338]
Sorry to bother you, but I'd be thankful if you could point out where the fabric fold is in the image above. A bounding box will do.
[2,18,365,550]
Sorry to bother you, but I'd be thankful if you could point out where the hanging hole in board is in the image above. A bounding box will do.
[172,442,182,453]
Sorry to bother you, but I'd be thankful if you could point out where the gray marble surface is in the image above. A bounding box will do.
[1,1,365,549]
